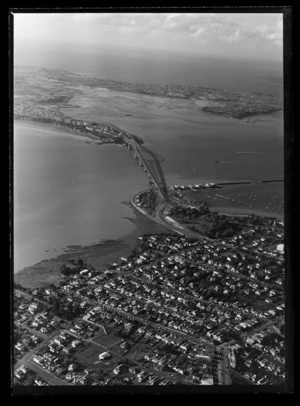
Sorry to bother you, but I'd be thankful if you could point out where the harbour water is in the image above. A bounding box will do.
[14,91,283,272]
[13,122,148,272]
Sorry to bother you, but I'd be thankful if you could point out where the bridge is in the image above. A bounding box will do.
[123,134,170,202]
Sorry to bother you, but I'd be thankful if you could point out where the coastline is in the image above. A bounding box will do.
[209,206,283,220]
[13,118,284,288]
[14,208,167,289]
[14,119,103,143]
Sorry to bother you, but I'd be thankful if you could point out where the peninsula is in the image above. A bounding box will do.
[13,65,285,388]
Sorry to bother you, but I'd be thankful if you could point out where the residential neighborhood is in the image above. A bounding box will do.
[14,219,285,386]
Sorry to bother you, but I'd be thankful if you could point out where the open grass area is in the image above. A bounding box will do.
[92,334,123,349]
[75,342,106,367]
[90,326,106,338]
[125,342,153,362]
[74,342,121,371]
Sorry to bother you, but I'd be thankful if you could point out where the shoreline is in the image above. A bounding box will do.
[209,205,283,220]
[14,208,167,289]
[13,118,284,288]
[14,119,102,143]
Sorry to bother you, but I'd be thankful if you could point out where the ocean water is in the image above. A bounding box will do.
[13,122,148,272]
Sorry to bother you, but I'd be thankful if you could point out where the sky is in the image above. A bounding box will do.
[14,12,283,62]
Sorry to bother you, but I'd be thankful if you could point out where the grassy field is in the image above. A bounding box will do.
[93,334,123,349]
[75,342,121,371]
[125,342,153,362]
[90,326,106,338]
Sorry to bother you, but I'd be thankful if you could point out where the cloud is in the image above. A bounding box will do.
[221,29,241,43]
[20,12,282,48]
[84,13,283,46]
[14,12,283,60]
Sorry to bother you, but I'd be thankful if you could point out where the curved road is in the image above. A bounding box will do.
[123,136,215,241]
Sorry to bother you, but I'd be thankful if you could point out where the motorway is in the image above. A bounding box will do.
[123,136,169,200]
[14,134,283,386]
[123,136,215,241]
[131,190,212,241]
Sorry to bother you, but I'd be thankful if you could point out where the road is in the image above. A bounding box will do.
[66,324,193,385]
[124,135,217,241]
[124,137,169,200]
[26,358,70,386]
[14,331,57,370]
[131,191,212,241]
[14,329,71,386]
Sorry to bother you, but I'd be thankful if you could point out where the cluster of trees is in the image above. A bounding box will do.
[206,215,242,239]
[14,282,28,292]
[15,370,37,386]
[261,332,283,347]
[60,259,86,276]
[14,328,23,344]
[138,190,157,214]
[49,296,84,321]
[158,343,181,356]
[188,215,242,239]
[169,205,208,220]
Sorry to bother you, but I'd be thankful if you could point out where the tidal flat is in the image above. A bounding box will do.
[14,208,167,289]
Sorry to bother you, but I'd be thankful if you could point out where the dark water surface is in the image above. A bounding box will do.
[14,84,283,272]
[61,89,284,185]
[14,122,148,272]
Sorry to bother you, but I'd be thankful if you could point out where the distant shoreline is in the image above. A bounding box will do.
[210,206,283,220]
[14,120,100,143]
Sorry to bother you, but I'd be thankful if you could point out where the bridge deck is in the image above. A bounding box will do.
[125,137,169,200]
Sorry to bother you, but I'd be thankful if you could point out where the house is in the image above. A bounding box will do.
[71,340,80,348]
[28,303,38,314]
[98,351,111,360]
[68,363,77,371]
[276,244,284,253]
[63,346,72,354]
[15,343,24,351]
[33,355,43,365]
[137,371,147,382]
[14,364,26,378]
[113,364,125,375]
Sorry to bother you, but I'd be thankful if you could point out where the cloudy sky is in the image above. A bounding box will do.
[14,12,283,61]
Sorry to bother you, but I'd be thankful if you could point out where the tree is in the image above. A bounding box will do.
[52,298,60,314]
